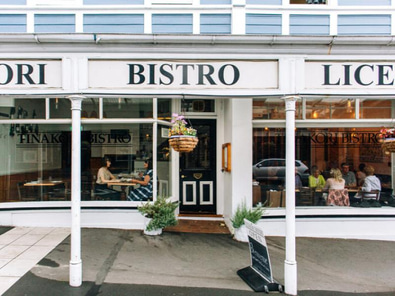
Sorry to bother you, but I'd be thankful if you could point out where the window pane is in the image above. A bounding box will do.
[252,127,391,207]
[306,98,355,119]
[82,98,99,119]
[253,98,302,119]
[360,99,392,119]
[83,14,144,33]
[181,99,215,113]
[35,14,75,33]
[157,124,171,197]
[0,14,26,32]
[246,14,282,35]
[50,98,71,119]
[103,98,153,118]
[152,14,193,34]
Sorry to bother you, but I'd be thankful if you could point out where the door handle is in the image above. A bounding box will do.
[181,175,186,179]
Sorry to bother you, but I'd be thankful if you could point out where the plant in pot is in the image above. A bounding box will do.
[138,196,179,236]
[231,201,264,242]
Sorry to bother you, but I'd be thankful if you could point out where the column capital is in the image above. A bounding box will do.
[67,95,86,110]
[282,95,300,111]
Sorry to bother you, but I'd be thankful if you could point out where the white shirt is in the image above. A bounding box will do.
[361,175,381,192]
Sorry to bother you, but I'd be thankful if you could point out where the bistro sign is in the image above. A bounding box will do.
[0,60,62,89]
[88,60,278,90]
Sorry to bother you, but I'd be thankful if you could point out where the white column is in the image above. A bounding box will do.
[68,95,85,287]
[283,95,299,296]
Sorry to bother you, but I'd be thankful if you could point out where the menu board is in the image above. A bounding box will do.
[244,219,273,283]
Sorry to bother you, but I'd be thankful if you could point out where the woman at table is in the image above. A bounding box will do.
[323,168,345,190]
[95,157,121,200]
[323,168,349,206]
[308,168,326,189]
[128,160,153,201]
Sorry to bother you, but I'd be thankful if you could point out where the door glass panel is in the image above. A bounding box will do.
[183,124,210,170]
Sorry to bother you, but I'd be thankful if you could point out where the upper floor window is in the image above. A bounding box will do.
[84,14,144,33]
[290,14,329,35]
[84,0,143,4]
[152,14,192,34]
[200,0,231,3]
[247,0,282,4]
[246,14,282,35]
[200,14,231,34]
[338,15,391,36]
[0,0,26,4]
[35,14,75,33]
[338,0,390,5]
[291,0,326,3]
[0,14,26,33]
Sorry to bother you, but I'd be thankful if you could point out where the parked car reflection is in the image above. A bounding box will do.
[253,158,309,186]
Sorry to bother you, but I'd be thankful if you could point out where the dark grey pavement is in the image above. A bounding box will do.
[3,228,395,296]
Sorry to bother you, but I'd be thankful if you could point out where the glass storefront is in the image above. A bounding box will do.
[0,97,172,202]
[253,98,393,208]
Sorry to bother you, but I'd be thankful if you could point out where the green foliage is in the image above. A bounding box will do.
[138,197,179,231]
[231,201,264,229]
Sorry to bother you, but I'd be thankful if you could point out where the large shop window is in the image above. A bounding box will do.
[0,98,172,203]
[252,127,392,208]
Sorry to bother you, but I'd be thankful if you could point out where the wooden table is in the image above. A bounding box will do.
[24,180,67,201]
[107,180,137,201]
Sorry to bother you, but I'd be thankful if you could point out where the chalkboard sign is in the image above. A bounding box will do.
[244,219,273,283]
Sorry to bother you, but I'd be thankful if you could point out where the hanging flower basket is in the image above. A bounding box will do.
[168,113,198,153]
[169,135,199,153]
[379,128,395,153]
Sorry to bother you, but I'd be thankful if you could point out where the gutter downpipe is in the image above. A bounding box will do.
[68,95,85,287]
[283,95,299,296]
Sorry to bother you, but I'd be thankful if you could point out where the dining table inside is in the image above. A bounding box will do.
[23,179,68,201]
[107,179,137,201]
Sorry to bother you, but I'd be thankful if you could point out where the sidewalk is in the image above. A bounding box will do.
[2,227,395,295]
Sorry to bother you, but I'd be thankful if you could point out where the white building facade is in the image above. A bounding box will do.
[0,0,394,241]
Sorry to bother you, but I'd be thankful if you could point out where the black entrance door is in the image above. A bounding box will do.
[179,119,216,214]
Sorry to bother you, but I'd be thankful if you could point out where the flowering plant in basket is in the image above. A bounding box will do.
[168,113,197,137]
[379,127,395,141]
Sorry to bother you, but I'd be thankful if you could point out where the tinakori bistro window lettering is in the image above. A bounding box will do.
[87,60,278,90]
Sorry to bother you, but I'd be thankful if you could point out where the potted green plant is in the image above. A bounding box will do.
[138,196,179,235]
[231,201,264,242]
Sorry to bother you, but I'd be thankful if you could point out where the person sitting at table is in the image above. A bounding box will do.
[341,163,356,187]
[308,168,326,189]
[323,168,345,190]
[323,168,349,206]
[128,160,153,201]
[95,157,121,200]
[354,165,381,206]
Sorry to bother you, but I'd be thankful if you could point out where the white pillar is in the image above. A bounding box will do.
[283,96,299,296]
[68,95,85,287]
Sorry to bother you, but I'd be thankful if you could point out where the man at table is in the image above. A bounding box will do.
[341,163,356,187]
[95,157,121,200]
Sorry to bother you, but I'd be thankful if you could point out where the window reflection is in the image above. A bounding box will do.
[0,121,173,202]
[252,127,392,207]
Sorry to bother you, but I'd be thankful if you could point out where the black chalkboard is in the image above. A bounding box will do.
[248,236,273,283]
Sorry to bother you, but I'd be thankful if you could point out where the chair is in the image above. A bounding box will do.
[361,190,380,201]
[17,182,39,201]
[296,187,314,206]
[326,189,349,206]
